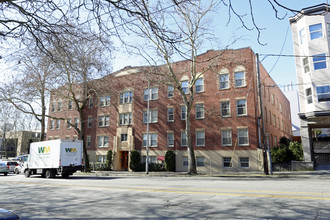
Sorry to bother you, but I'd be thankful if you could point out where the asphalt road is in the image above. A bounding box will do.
[1,173,330,219]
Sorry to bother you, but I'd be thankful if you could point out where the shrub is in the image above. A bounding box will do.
[165,150,176,171]
[130,150,141,171]
[289,141,304,161]
[89,162,108,171]
[106,150,113,170]
[279,136,291,146]
[271,145,294,164]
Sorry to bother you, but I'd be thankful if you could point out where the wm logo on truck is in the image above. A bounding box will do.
[65,148,77,153]
[38,146,50,154]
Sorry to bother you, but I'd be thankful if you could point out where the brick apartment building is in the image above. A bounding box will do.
[47,47,292,173]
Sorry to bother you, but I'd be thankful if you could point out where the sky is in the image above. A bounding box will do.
[112,0,328,89]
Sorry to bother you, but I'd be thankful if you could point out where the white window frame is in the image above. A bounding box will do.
[99,95,110,107]
[196,130,205,146]
[88,116,92,128]
[196,157,205,167]
[303,57,310,73]
[235,71,245,87]
[313,53,327,70]
[143,133,158,147]
[121,133,128,142]
[119,113,132,126]
[220,101,231,117]
[316,85,330,102]
[195,104,204,119]
[98,115,110,127]
[167,108,174,122]
[181,106,186,120]
[299,28,306,44]
[86,135,91,148]
[97,136,109,148]
[144,87,158,101]
[57,101,62,112]
[167,132,174,147]
[68,100,73,110]
[237,128,249,146]
[120,91,133,104]
[181,131,187,147]
[195,78,204,93]
[239,157,249,168]
[51,102,56,112]
[167,86,174,98]
[223,157,232,168]
[306,88,313,104]
[219,73,229,89]
[56,119,60,130]
[74,117,79,128]
[236,99,247,116]
[181,80,189,94]
[221,129,232,146]
[182,156,188,167]
[309,23,323,40]
[143,109,158,123]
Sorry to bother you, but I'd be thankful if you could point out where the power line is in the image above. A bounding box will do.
[260,54,330,58]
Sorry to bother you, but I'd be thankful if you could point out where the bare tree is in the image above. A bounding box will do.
[48,26,113,171]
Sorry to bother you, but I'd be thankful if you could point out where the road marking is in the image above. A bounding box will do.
[2,180,330,201]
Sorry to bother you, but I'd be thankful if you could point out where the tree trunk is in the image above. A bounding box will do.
[40,90,46,141]
[186,106,197,174]
[79,109,90,172]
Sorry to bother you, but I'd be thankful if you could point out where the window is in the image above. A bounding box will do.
[182,157,188,167]
[236,99,247,116]
[97,155,107,163]
[181,106,186,120]
[67,118,72,129]
[98,115,110,127]
[316,85,330,102]
[196,130,205,146]
[238,128,249,146]
[274,136,278,147]
[142,156,157,164]
[280,120,284,131]
[167,108,174,122]
[56,119,60,129]
[99,95,110,107]
[88,116,92,128]
[221,129,232,146]
[235,71,245,87]
[89,98,93,108]
[299,28,306,44]
[143,133,158,147]
[195,104,204,119]
[143,110,158,123]
[97,136,109,148]
[120,91,133,104]
[181,131,187,146]
[65,136,70,140]
[240,157,249,168]
[313,53,327,70]
[271,93,274,105]
[68,100,73,110]
[121,134,128,142]
[303,57,310,73]
[50,120,54,130]
[306,88,313,104]
[166,85,174,98]
[223,157,232,168]
[309,23,322,40]
[167,132,174,147]
[181,80,189,94]
[87,135,91,148]
[196,157,205,167]
[144,87,158,101]
[219,73,229,89]
[195,78,204,93]
[220,101,230,117]
[272,114,276,127]
[74,117,79,128]
[264,107,267,122]
[57,101,62,111]
[119,113,132,125]
[51,102,56,112]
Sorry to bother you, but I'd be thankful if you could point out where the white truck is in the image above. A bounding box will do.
[24,139,84,178]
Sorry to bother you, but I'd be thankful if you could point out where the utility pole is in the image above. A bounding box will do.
[256,53,269,175]
[145,79,150,175]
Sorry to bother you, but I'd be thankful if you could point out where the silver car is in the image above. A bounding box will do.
[4,161,19,173]
[0,161,9,176]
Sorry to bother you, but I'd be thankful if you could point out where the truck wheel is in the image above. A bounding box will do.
[4,173,8,176]
[62,172,69,178]
[45,170,51,179]
[14,169,19,175]
[25,170,31,178]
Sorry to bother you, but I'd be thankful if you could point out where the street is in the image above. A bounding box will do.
[1,173,330,219]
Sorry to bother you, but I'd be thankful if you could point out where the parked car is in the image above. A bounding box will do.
[4,161,19,173]
[14,163,25,175]
[0,161,9,176]
[0,208,20,219]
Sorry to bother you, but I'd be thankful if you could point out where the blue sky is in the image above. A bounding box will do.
[112,1,327,89]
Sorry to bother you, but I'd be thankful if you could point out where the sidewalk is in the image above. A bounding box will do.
[75,169,330,179]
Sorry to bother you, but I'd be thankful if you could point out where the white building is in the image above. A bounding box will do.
[290,4,330,169]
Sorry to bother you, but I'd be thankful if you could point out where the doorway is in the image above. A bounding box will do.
[120,151,129,171]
